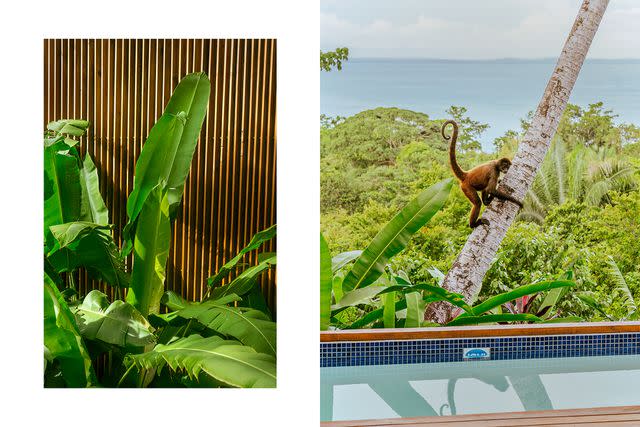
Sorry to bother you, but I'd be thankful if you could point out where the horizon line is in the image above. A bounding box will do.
[344,56,640,61]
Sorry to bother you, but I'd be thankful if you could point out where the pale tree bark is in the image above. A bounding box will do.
[425,0,609,324]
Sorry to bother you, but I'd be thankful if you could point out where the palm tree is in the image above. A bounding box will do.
[519,140,637,223]
[426,0,610,324]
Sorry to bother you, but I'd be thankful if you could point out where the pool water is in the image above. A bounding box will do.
[320,355,640,422]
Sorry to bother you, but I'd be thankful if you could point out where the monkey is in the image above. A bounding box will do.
[442,120,523,228]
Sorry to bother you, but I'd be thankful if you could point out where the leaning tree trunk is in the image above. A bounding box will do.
[425,0,609,324]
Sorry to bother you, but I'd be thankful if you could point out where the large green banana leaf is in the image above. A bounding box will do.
[46,221,129,287]
[174,300,276,356]
[404,291,425,328]
[382,291,396,328]
[208,224,276,287]
[45,119,89,146]
[331,285,387,314]
[44,143,82,247]
[462,280,575,318]
[210,254,276,300]
[78,153,108,225]
[73,290,155,350]
[161,291,240,311]
[44,273,96,387]
[47,119,90,137]
[123,72,210,254]
[332,250,362,273]
[126,335,276,388]
[238,285,273,318]
[345,297,405,329]
[341,178,453,292]
[126,186,171,316]
[320,233,332,331]
[577,292,613,320]
[161,290,192,311]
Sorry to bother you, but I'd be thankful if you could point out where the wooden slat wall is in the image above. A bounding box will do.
[44,39,277,315]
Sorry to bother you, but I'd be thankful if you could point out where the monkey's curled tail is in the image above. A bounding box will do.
[442,120,466,181]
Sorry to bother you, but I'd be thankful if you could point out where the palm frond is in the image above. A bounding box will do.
[606,257,637,320]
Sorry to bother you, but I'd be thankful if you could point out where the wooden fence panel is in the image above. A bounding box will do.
[44,39,277,315]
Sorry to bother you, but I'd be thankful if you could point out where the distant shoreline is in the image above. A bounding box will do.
[344,57,640,63]
[321,58,639,150]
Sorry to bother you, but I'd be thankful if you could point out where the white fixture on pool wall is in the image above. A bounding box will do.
[463,348,491,360]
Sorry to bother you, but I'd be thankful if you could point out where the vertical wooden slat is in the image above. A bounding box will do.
[44,39,277,315]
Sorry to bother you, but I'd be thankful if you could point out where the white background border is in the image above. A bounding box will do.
[0,0,320,425]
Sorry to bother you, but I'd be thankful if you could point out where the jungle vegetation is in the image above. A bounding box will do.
[320,103,640,328]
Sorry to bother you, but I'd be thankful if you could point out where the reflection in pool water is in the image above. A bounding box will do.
[320,355,640,422]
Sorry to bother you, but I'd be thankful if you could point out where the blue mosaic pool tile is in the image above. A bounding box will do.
[320,332,640,367]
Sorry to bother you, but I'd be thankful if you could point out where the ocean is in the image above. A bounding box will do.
[320,58,640,151]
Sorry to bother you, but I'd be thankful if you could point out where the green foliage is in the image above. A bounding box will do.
[320,114,346,129]
[208,224,276,287]
[79,153,109,225]
[164,293,276,356]
[342,179,453,292]
[126,185,171,316]
[447,313,542,326]
[556,102,640,149]
[45,119,89,146]
[73,290,155,350]
[46,221,129,288]
[462,281,575,318]
[320,179,577,330]
[44,273,97,387]
[125,335,276,388]
[519,139,637,223]
[44,141,84,247]
[320,233,332,330]
[321,179,457,329]
[322,101,640,327]
[320,47,349,71]
[44,74,276,388]
[209,254,277,300]
[122,72,211,255]
[320,107,494,222]
[444,106,489,152]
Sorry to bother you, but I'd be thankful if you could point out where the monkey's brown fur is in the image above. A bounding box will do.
[443,120,523,228]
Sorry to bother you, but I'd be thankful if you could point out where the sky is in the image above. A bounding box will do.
[321,0,640,59]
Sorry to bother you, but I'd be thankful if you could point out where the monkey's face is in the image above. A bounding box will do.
[498,158,511,173]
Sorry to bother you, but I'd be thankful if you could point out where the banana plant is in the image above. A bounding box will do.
[124,72,211,316]
[44,272,96,387]
[122,226,277,387]
[44,119,126,288]
[124,335,276,388]
[122,72,211,256]
[320,179,453,330]
[341,178,453,292]
[445,280,577,326]
[320,181,579,329]
[44,72,277,388]
[323,238,577,329]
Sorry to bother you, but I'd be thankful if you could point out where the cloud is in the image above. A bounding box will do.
[321,0,640,59]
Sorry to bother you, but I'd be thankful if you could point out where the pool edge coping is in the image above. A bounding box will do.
[320,405,640,426]
[320,321,640,342]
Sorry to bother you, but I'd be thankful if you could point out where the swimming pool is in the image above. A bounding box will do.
[321,355,640,422]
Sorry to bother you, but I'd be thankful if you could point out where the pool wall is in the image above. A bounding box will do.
[320,322,640,367]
